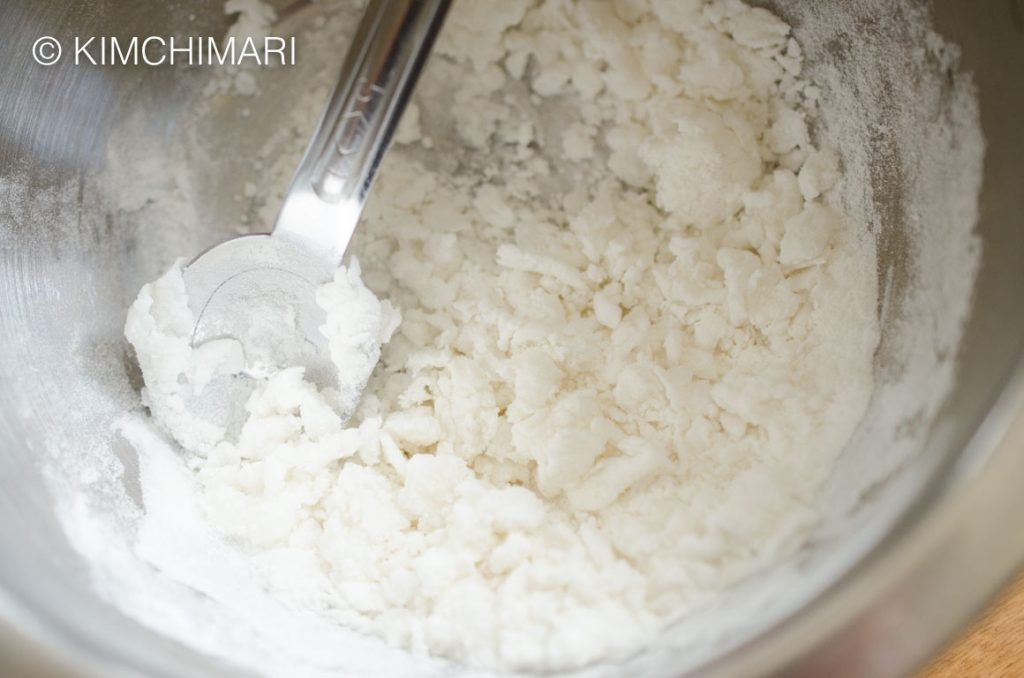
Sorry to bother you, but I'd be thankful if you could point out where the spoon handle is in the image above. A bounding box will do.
[273,0,451,265]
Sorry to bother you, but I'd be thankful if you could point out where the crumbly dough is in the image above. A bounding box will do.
[125,257,400,452]
[127,0,878,671]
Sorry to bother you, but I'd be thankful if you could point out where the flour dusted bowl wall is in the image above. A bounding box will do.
[0,1,1023,677]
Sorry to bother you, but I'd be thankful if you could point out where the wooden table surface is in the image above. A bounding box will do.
[918,572,1024,678]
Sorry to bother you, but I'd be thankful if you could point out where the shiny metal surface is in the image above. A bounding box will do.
[0,1,1022,677]
[274,0,450,263]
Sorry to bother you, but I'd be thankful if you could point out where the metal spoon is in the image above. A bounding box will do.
[182,0,451,431]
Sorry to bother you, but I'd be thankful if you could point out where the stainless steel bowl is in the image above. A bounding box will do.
[1,1,1023,677]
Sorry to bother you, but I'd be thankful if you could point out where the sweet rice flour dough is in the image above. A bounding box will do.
[126,0,879,671]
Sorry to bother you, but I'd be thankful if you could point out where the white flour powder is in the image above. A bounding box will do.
[126,0,878,672]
